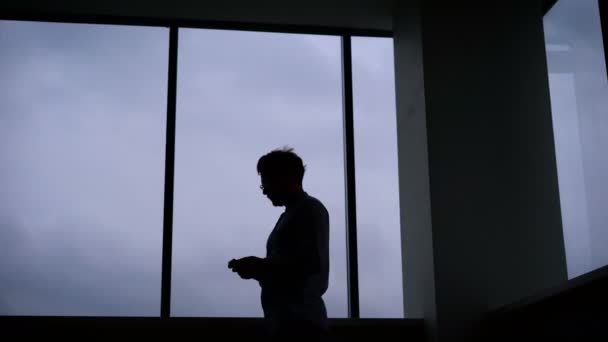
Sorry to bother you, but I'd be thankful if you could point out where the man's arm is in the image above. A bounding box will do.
[229,202,329,282]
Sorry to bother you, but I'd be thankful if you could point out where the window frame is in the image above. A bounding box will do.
[0,11,393,319]
[542,0,608,277]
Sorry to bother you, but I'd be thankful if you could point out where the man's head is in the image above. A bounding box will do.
[257,147,306,206]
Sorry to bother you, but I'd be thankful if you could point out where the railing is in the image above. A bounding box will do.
[483,265,608,339]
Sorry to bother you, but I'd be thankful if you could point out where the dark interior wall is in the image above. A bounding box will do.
[422,0,567,308]
[424,0,567,331]
[395,0,568,338]
[0,0,393,31]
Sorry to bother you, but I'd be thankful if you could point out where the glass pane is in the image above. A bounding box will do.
[352,37,404,317]
[173,29,347,317]
[0,21,168,315]
[544,0,608,278]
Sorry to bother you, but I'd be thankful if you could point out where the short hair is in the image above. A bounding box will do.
[257,147,306,183]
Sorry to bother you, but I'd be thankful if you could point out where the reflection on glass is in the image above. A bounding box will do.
[352,37,404,317]
[544,0,608,278]
[0,21,168,315]
[173,29,347,317]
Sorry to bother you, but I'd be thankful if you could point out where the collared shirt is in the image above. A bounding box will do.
[259,191,330,332]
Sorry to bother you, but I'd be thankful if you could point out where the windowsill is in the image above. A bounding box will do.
[0,315,426,340]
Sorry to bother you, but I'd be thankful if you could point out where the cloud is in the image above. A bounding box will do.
[0,19,402,318]
[0,211,160,315]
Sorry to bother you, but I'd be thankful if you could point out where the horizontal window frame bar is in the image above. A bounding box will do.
[0,9,393,37]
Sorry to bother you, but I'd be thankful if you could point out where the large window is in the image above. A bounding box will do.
[544,0,608,278]
[352,37,403,317]
[0,18,403,318]
[172,29,347,317]
[0,20,168,315]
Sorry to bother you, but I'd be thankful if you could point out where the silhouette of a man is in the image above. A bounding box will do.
[228,148,330,341]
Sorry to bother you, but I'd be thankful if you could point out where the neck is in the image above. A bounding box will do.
[284,189,305,208]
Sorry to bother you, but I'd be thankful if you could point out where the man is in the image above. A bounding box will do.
[228,148,330,341]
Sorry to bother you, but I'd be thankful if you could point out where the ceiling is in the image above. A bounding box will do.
[1,0,396,32]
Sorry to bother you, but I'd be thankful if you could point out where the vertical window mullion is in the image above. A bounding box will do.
[161,25,179,318]
[341,35,360,319]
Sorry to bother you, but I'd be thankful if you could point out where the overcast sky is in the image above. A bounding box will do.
[1,0,607,318]
[0,20,402,317]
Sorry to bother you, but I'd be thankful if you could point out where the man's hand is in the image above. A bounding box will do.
[228,256,265,280]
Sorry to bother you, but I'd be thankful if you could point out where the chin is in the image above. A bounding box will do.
[268,198,282,206]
